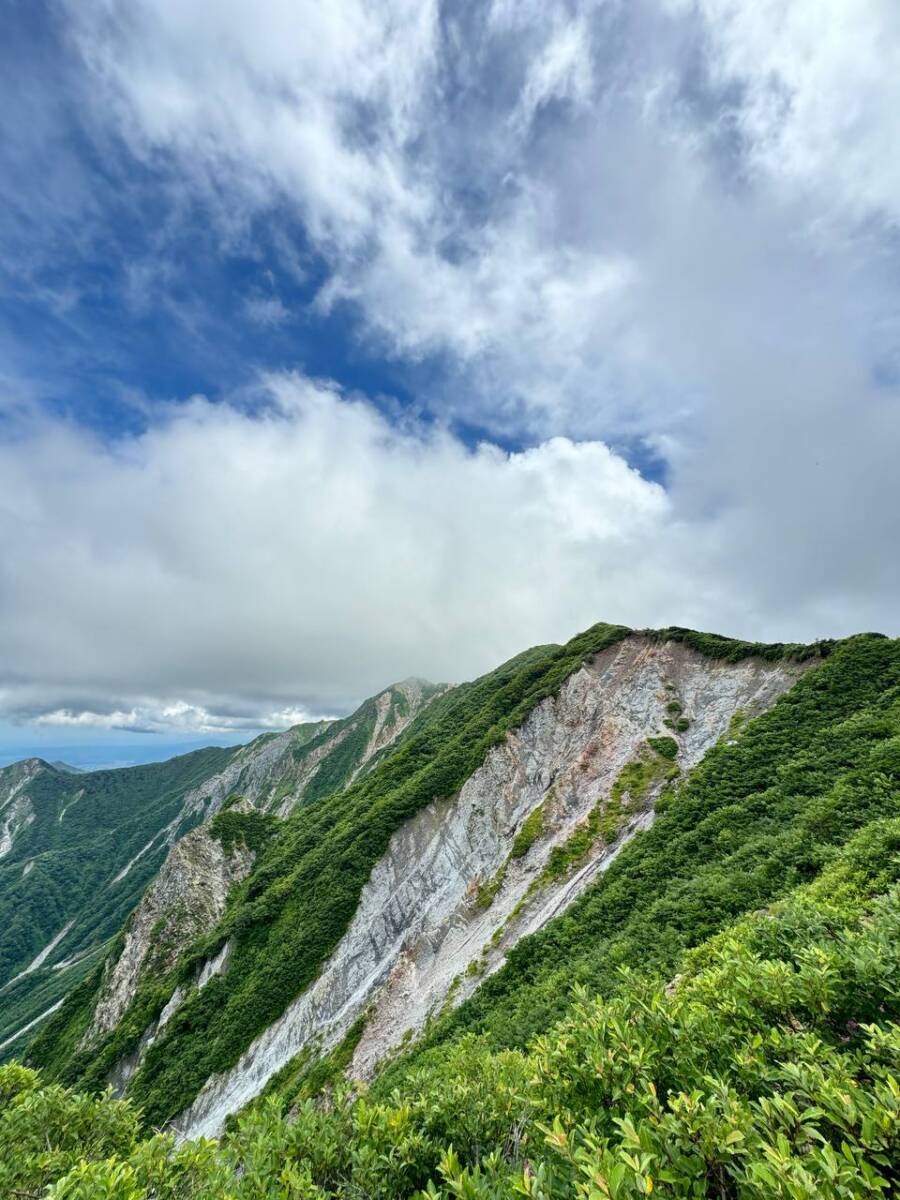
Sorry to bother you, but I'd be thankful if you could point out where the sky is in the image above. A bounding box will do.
[1,0,899,766]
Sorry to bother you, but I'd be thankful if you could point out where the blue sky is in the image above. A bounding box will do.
[1,0,899,766]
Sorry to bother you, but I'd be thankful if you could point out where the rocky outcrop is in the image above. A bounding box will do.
[174,637,808,1139]
[178,680,442,823]
[86,816,255,1044]
[0,759,42,858]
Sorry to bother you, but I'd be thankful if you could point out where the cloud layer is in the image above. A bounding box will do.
[0,377,678,727]
[1,1,899,734]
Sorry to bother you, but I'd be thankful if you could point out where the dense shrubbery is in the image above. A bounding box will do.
[4,819,898,1198]
[645,626,838,664]
[209,808,277,856]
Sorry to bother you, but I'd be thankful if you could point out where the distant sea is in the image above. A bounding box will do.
[0,737,249,772]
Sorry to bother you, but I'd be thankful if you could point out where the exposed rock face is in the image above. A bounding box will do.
[346,680,436,786]
[86,819,255,1044]
[178,679,441,823]
[81,679,442,1088]
[174,637,808,1139]
[0,759,42,858]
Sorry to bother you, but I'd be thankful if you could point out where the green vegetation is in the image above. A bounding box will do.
[0,746,236,1055]
[610,743,676,810]
[645,625,837,664]
[474,868,506,911]
[540,752,661,885]
[240,1015,370,1123]
[290,720,334,761]
[475,801,551,910]
[4,819,898,1199]
[290,685,445,807]
[511,801,547,858]
[646,735,678,760]
[209,808,277,856]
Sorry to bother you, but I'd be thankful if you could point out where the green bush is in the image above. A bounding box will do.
[646,735,678,760]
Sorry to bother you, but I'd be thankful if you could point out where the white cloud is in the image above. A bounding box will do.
[32,700,325,735]
[58,0,900,438]
[244,295,290,327]
[3,1,899,733]
[512,15,596,130]
[3,368,895,734]
[0,375,687,725]
[681,0,900,227]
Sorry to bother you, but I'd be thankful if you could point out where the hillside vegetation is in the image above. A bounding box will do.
[382,632,900,1075]
[0,747,237,1054]
[3,818,898,1199]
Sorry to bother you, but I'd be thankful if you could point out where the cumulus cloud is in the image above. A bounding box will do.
[2,1,898,734]
[2,369,895,733]
[0,375,688,727]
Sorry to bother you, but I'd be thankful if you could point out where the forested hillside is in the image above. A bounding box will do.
[0,747,237,1056]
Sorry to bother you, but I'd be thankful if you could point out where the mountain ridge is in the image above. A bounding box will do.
[4,620,899,1197]
[21,622,845,1131]
[0,679,444,1057]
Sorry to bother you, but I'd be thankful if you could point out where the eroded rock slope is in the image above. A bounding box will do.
[175,636,807,1138]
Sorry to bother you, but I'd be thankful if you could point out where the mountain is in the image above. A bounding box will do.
[47,761,85,774]
[4,622,899,1197]
[0,679,442,1057]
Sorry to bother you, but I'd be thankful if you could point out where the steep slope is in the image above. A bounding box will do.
[5,817,898,1199]
[179,678,445,819]
[26,622,846,1137]
[379,629,900,1089]
[0,747,238,1056]
[0,680,441,1059]
[177,636,806,1138]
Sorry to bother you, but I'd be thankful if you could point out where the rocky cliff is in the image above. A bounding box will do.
[0,680,440,1060]
[86,809,258,1046]
[173,636,808,1138]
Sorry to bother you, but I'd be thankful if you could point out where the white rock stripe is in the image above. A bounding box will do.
[0,998,64,1054]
